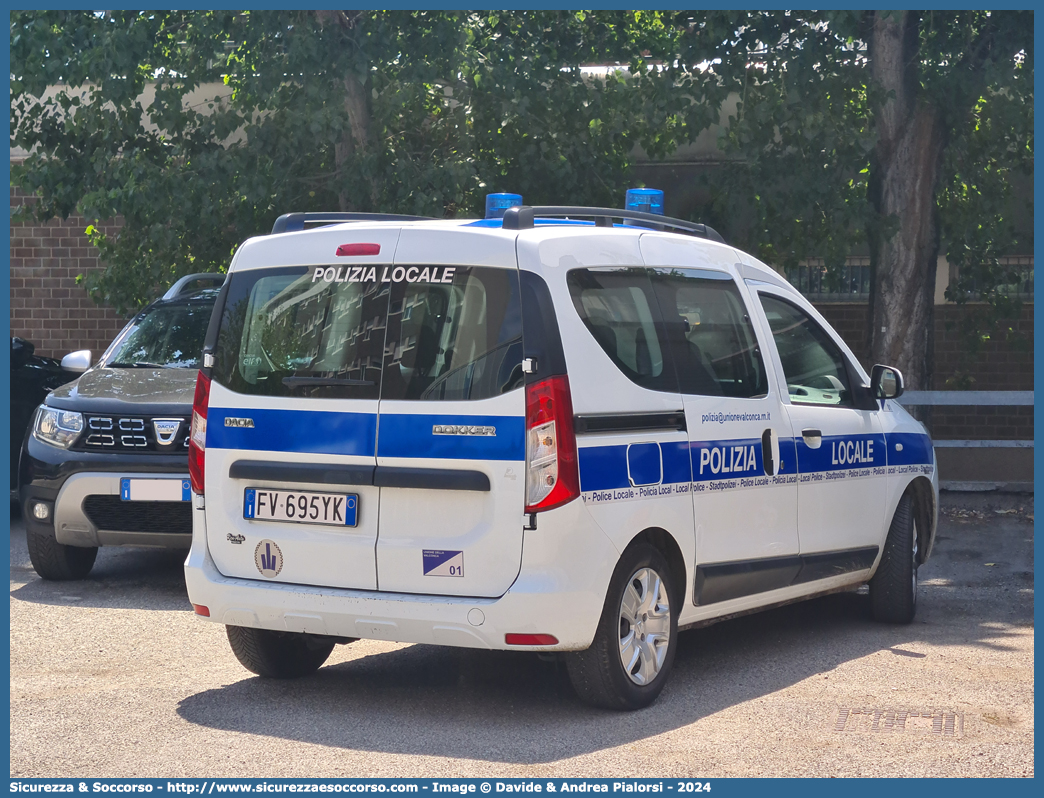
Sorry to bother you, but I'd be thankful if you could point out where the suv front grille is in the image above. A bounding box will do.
[76,415,191,453]
[82,495,192,535]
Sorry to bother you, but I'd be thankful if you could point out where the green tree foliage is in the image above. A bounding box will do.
[645,11,1031,380]
[10,10,679,313]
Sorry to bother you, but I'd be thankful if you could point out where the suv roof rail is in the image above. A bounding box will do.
[500,205,725,244]
[162,273,226,300]
[271,212,436,234]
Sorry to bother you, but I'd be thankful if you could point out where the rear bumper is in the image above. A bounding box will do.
[185,500,619,651]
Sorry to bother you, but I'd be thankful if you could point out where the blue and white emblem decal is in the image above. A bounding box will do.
[254,539,283,578]
[423,549,464,577]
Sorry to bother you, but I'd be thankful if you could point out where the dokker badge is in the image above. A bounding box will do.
[432,425,496,437]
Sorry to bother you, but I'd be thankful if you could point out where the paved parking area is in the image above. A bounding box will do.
[9,497,1034,778]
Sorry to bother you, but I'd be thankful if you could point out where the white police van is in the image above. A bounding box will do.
[185,190,938,710]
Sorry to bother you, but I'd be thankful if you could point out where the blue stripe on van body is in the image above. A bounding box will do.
[579,445,629,491]
[579,432,933,494]
[377,414,525,461]
[796,433,887,473]
[885,432,934,466]
[662,441,693,484]
[579,441,691,492]
[207,408,377,457]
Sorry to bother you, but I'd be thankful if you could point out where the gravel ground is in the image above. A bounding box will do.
[9,496,1033,778]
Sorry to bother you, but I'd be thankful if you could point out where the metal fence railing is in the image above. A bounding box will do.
[896,390,1033,490]
[947,256,1035,301]
[786,257,871,302]
[896,390,1034,449]
[787,256,1034,303]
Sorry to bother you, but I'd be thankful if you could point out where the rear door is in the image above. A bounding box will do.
[205,228,400,589]
[374,229,527,597]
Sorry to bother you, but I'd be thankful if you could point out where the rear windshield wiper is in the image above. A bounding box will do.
[109,361,174,369]
[281,376,375,388]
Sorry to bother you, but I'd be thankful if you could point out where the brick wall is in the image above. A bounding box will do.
[815,302,1034,442]
[10,186,128,359]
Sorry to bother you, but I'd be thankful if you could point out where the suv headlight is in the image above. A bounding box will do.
[33,406,84,449]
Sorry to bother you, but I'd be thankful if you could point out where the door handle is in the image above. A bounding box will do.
[802,428,823,449]
[761,428,780,476]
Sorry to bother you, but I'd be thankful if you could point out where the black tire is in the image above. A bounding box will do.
[226,625,336,678]
[869,492,919,624]
[566,544,679,710]
[26,529,97,580]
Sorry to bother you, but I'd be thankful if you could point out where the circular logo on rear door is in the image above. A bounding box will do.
[254,539,283,578]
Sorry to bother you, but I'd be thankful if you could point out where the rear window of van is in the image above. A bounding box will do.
[212,265,523,402]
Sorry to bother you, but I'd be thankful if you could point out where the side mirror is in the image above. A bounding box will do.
[870,364,904,400]
[61,350,92,373]
[11,337,34,369]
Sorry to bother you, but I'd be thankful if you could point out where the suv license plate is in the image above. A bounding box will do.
[243,488,358,528]
[121,478,191,502]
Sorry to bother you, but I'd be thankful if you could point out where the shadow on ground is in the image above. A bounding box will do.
[10,506,1032,763]
[10,514,191,611]
[175,513,1033,764]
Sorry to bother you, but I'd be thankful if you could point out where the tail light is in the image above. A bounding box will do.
[524,375,579,513]
[189,370,211,495]
[505,633,558,646]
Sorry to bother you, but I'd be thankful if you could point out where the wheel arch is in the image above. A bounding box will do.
[624,526,688,605]
[906,476,937,564]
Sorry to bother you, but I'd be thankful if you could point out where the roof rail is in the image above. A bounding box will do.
[271,212,436,234]
[500,205,725,243]
[162,273,226,300]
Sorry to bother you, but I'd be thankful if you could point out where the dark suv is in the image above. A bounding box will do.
[19,274,223,579]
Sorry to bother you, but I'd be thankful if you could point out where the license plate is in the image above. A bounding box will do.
[243,488,358,527]
[121,478,190,502]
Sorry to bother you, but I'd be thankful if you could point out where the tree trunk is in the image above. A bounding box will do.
[335,71,377,212]
[316,10,378,212]
[866,11,945,391]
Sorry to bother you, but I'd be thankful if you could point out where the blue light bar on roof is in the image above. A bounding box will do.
[485,193,523,219]
[625,188,665,216]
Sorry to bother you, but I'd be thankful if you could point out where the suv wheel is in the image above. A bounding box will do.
[566,544,678,710]
[226,626,336,678]
[869,492,918,624]
[26,529,97,580]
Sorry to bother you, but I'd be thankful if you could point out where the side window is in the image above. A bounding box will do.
[380,266,523,401]
[758,294,852,407]
[567,269,676,393]
[653,271,768,398]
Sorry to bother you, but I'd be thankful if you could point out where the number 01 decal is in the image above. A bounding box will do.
[423,550,464,577]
